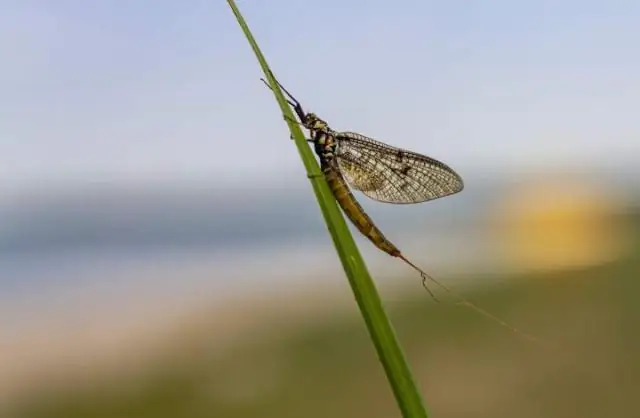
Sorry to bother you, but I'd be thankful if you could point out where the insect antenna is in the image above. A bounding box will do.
[397,254,555,350]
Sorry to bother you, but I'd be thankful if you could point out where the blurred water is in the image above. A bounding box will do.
[0,176,480,292]
[1,166,637,295]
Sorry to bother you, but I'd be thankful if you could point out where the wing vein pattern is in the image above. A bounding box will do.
[335,132,464,204]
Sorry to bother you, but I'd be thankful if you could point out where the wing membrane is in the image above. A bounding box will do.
[335,132,464,204]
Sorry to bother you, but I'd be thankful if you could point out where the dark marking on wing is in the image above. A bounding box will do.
[334,132,464,204]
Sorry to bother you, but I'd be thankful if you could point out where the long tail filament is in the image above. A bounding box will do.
[397,254,555,350]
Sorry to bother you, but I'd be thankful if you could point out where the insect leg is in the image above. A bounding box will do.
[264,71,304,111]
[287,134,312,143]
[260,78,297,109]
[289,134,314,143]
[259,75,307,122]
[284,115,300,125]
[283,115,306,141]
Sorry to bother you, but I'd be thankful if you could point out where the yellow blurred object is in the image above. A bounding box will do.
[493,175,626,272]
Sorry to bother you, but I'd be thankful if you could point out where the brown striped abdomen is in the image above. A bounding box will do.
[323,167,400,257]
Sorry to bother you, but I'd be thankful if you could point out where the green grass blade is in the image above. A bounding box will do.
[226,2,430,416]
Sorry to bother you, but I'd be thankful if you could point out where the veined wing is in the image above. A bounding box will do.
[335,132,464,204]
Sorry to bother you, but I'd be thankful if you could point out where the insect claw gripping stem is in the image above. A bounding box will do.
[284,115,300,125]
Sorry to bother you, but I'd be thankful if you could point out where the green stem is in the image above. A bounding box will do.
[226,2,430,416]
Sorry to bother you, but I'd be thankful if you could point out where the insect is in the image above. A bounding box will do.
[261,76,551,346]
[261,77,460,295]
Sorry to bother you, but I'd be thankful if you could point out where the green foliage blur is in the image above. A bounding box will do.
[10,211,640,418]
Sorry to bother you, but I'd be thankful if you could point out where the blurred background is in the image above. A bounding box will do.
[1,1,639,417]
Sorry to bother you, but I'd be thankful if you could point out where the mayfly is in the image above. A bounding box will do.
[261,77,551,347]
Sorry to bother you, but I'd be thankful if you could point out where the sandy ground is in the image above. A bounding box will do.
[0,229,494,408]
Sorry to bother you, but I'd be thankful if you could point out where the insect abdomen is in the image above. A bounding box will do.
[324,167,400,256]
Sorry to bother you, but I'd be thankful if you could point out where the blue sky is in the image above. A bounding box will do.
[1,0,639,193]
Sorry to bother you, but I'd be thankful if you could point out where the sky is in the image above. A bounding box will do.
[1,0,639,194]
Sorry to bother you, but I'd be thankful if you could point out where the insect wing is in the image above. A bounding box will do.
[335,132,464,204]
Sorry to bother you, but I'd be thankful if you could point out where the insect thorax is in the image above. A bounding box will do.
[312,129,339,167]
